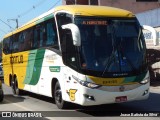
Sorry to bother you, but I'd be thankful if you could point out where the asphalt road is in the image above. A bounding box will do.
[0,81,160,120]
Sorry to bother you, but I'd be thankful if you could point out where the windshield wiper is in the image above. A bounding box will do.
[101,50,117,76]
[101,25,119,76]
[102,39,138,77]
[118,45,137,73]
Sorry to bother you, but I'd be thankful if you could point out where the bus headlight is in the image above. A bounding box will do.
[140,77,150,84]
[72,75,101,89]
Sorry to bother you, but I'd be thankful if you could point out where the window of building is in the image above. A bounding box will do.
[136,0,158,2]
[66,0,75,5]
[90,0,98,5]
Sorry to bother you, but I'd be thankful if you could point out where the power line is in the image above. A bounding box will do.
[2,0,61,31]
[17,0,48,18]
[0,19,14,29]
[48,0,61,11]
[7,19,19,28]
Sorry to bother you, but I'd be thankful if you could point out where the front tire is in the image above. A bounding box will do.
[54,81,67,109]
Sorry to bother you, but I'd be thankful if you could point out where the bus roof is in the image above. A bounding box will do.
[3,5,135,39]
[54,5,134,17]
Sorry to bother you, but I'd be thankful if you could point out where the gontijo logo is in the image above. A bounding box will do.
[10,55,23,64]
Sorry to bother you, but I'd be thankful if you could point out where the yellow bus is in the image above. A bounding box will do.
[2,5,150,109]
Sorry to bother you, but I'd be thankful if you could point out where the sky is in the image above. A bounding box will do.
[0,0,62,41]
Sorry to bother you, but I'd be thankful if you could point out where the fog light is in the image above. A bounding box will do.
[143,89,149,96]
[84,94,95,101]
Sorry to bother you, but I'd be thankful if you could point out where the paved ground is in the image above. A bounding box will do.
[0,79,160,120]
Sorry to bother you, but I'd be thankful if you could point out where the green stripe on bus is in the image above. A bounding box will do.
[124,76,136,83]
[24,50,37,84]
[24,49,45,85]
[29,49,45,85]
[36,14,54,24]
[134,72,146,82]
[124,72,146,83]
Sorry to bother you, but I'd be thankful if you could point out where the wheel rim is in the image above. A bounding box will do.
[55,87,62,104]
[11,80,16,94]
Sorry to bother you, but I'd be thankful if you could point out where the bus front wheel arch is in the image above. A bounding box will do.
[52,80,68,109]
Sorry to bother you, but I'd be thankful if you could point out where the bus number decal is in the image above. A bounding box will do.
[10,55,23,64]
[67,89,77,101]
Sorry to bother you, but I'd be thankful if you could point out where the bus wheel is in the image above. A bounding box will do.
[12,77,23,95]
[0,91,4,102]
[11,79,16,94]
[54,81,67,109]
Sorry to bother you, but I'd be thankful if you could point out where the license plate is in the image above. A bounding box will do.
[115,96,127,102]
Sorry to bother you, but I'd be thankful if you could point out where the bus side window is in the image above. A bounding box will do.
[46,22,54,46]
[18,32,25,51]
[33,26,41,49]
[12,34,19,53]
[46,19,59,49]
[56,13,73,51]
[33,24,47,49]
[23,29,33,51]
[40,25,46,47]
[3,37,11,54]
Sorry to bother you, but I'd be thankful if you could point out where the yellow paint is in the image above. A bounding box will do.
[55,5,135,17]
[2,51,29,89]
[3,22,35,39]
[69,89,77,101]
[88,76,124,86]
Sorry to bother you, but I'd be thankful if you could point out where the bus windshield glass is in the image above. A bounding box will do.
[75,17,146,75]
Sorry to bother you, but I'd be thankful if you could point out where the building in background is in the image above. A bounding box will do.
[62,0,160,13]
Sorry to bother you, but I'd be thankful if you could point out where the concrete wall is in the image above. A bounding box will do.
[100,0,159,13]
[136,8,160,27]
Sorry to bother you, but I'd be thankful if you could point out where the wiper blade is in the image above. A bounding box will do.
[101,50,116,76]
[119,48,137,72]
[102,40,138,77]
[102,24,119,76]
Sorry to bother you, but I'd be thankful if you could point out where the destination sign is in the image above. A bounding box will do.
[82,20,108,25]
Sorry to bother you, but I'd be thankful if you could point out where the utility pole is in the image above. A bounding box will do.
[7,19,19,29]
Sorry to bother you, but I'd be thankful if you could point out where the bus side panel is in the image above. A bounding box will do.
[2,54,12,86]
[37,49,64,97]
[22,49,45,93]
[11,51,30,89]
[22,49,65,97]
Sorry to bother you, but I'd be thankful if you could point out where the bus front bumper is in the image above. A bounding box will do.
[78,83,149,106]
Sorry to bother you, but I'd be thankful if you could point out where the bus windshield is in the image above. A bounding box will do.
[75,17,146,75]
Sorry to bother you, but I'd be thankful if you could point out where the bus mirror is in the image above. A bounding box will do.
[62,23,81,46]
